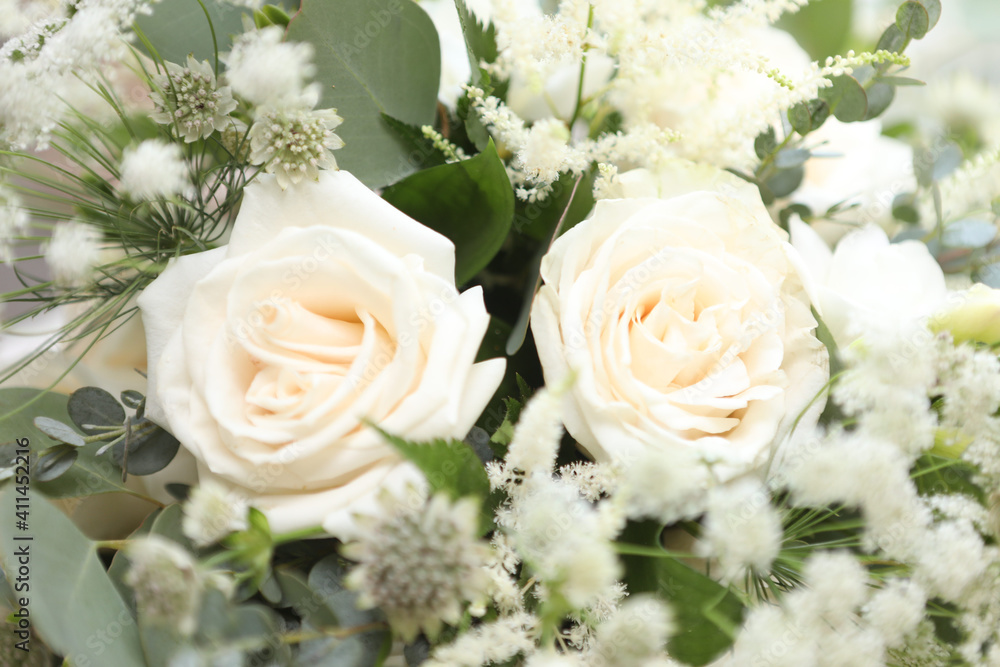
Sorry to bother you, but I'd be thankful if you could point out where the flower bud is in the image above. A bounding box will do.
[931,284,1000,345]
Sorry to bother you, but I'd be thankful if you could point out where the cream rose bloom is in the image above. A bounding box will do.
[530,163,829,478]
[137,171,505,536]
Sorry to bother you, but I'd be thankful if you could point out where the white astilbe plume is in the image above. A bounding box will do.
[0,185,29,262]
[224,26,316,106]
[124,536,204,636]
[343,490,491,641]
[119,139,193,201]
[181,482,249,547]
[619,446,709,525]
[423,612,538,667]
[589,595,675,666]
[503,386,564,480]
[43,220,102,287]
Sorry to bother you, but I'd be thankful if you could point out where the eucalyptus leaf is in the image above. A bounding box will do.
[774,148,811,169]
[32,416,86,447]
[863,81,895,120]
[0,488,145,666]
[892,192,920,224]
[753,127,777,160]
[68,386,126,435]
[34,445,79,482]
[919,0,942,29]
[120,390,145,410]
[932,143,964,182]
[896,1,930,40]
[879,75,925,86]
[765,165,805,198]
[876,23,907,54]
[134,0,250,64]
[381,139,514,283]
[942,219,997,249]
[111,420,181,476]
[975,263,1000,289]
[819,75,868,123]
[287,0,441,188]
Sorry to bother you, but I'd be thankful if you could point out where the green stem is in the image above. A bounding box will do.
[567,3,595,128]
[273,525,326,545]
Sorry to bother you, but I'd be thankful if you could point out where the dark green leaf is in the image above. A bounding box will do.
[260,3,291,26]
[34,445,79,482]
[380,113,448,169]
[892,192,920,223]
[382,139,514,283]
[287,0,441,189]
[120,390,145,410]
[820,75,868,122]
[112,421,181,476]
[778,203,812,231]
[134,0,250,64]
[897,0,930,39]
[753,126,777,160]
[863,81,895,120]
[68,386,126,435]
[765,165,805,198]
[0,488,145,666]
[454,0,498,75]
[788,103,813,136]
[33,416,86,447]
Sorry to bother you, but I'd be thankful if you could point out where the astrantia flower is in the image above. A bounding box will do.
[182,482,249,547]
[124,536,203,636]
[151,55,237,142]
[343,491,491,641]
[248,104,344,189]
[119,139,192,201]
[43,220,102,287]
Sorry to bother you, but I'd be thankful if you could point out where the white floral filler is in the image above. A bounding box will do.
[137,171,506,536]
[531,161,830,479]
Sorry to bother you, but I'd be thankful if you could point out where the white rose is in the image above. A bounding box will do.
[137,171,505,536]
[531,164,829,478]
[789,217,947,347]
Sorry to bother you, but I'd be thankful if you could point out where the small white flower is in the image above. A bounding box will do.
[591,595,675,666]
[124,535,203,636]
[43,220,102,287]
[863,579,926,648]
[181,482,249,547]
[119,139,192,201]
[343,490,492,641]
[699,479,783,583]
[248,104,344,189]
[151,55,238,142]
[224,26,315,106]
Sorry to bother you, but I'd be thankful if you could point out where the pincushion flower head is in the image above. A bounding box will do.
[137,170,505,536]
[530,162,829,479]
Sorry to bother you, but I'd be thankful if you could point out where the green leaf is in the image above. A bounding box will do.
[774,148,810,169]
[513,168,596,241]
[788,103,813,136]
[753,126,777,160]
[120,390,145,411]
[0,389,132,497]
[819,75,868,123]
[379,113,448,169]
[32,417,86,447]
[878,75,925,86]
[892,192,920,223]
[618,521,744,666]
[111,421,181,476]
[381,139,514,284]
[34,446,79,482]
[454,0,498,75]
[287,0,441,189]
[918,0,942,29]
[896,1,930,40]
[259,3,291,27]
[876,23,907,54]
[863,81,895,120]
[765,165,805,198]
[943,219,996,249]
[134,0,250,64]
[68,386,126,436]
[0,488,146,666]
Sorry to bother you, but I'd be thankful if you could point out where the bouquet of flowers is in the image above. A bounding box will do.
[3,0,1000,664]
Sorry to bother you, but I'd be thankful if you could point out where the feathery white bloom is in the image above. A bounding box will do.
[591,595,674,666]
[343,491,491,641]
[504,386,564,480]
[151,55,238,142]
[248,102,344,190]
[863,579,926,648]
[559,461,617,502]
[914,521,990,602]
[793,551,870,624]
[119,139,192,201]
[0,186,29,262]
[224,26,315,106]
[43,220,102,287]
[423,612,537,667]
[124,535,203,636]
[619,447,709,525]
[181,482,249,547]
[699,479,782,583]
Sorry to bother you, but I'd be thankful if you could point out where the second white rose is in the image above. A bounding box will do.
[530,164,829,478]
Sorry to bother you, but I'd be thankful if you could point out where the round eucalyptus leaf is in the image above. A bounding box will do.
[111,421,181,475]
[820,75,868,123]
[165,483,192,502]
[876,23,907,53]
[33,417,86,447]
[774,148,811,169]
[68,386,126,435]
[892,192,920,224]
[896,1,930,40]
[788,103,813,136]
[864,81,895,120]
[766,165,805,198]
[754,127,777,160]
[932,143,964,182]
[120,390,144,410]
[35,446,79,482]
[943,219,997,249]
[916,0,941,30]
